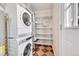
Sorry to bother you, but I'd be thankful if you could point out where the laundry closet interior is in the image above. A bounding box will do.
[0,3,54,56]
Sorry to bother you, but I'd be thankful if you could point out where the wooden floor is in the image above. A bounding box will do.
[33,44,54,56]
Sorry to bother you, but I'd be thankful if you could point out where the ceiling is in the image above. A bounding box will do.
[30,3,53,11]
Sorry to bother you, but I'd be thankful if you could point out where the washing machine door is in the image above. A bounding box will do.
[23,43,31,56]
[22,12,31,26]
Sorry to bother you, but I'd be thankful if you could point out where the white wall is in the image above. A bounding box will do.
[5,3,17,38]
[31,3,52,11]
[52,4,62,56]
[0,9,5,44]
[62,29,79,56]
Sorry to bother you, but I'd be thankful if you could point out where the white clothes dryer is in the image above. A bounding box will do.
[17,4,32,36]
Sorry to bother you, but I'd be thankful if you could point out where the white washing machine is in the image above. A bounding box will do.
[8,35,33,56]
[18,36,32,56]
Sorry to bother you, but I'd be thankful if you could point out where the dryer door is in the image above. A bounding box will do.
[22,12,31,26]
[23,43,31,56]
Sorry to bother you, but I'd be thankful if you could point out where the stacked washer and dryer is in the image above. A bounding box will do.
[5,4,33,56]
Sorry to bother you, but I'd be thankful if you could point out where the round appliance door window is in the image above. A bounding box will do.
[22,12,31,26]
[23,43,31,56]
